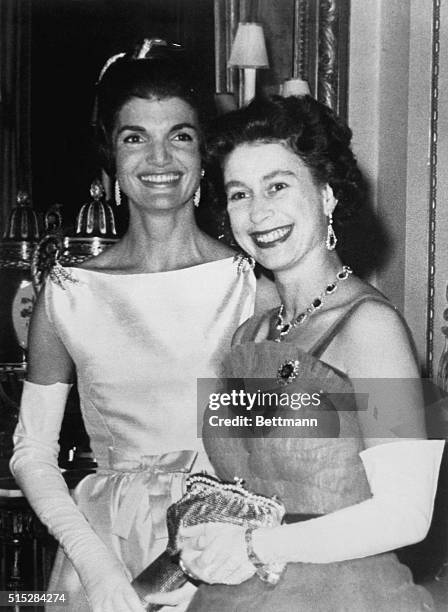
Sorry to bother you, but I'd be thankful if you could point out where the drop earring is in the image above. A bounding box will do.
[326,212,337,250]
[115,180,121,206]
[193,185,201,207]
[193,169,205,208]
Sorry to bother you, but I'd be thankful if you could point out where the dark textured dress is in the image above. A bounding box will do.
[188,296,434,612]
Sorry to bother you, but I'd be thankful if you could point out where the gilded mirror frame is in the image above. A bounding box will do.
[214,0,350,117]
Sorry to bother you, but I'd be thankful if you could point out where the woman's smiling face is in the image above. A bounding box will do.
[224,142,328,272]
[114,96,201,213]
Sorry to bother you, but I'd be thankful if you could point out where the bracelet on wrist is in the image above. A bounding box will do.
[244,527,285,586]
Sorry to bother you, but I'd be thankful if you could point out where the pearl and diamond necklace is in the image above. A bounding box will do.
[274,265,353,342]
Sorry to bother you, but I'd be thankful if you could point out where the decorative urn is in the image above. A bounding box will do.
[32,179,118,291]
[59,178,118,265]
[0,191,39,371]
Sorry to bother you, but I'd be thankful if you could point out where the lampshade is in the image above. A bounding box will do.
[228,22,269,68]
[281,78,310,97]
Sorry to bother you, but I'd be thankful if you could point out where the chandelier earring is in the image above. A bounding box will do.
[193,169,205,208]
[114,180,121,206]
[326,211,337,250]
[193,185,201,207]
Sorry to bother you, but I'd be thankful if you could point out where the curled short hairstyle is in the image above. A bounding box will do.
[95,43,211,175]
[206,95,365,230]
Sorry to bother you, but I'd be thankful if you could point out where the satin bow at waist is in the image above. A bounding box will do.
[97,448,198,540]
[105,448,198,473]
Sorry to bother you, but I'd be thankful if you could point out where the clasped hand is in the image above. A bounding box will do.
[178,523,256,585]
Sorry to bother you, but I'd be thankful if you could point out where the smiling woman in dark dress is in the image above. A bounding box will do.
[179,95,444,611]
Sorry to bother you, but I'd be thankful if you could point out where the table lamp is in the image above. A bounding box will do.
[228,22,269,106]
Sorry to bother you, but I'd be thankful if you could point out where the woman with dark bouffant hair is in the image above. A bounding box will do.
[180,95,444,611]
[9,41,274,612]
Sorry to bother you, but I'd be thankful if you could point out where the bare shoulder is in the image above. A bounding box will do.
[343,298,408,342]
[254,273,280,315]
[337,296,419,378]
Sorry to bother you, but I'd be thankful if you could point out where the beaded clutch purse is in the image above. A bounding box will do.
[132,473,286,609]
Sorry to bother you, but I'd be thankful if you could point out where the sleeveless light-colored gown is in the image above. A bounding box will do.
[44,257,256,610]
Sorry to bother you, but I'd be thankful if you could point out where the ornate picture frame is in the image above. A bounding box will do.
[214,0,350,116]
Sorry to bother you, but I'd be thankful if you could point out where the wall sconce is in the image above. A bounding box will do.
[228,22,269,106]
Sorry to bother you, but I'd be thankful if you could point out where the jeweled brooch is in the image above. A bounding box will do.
[49,262,80,290]
[234,252,255,274]
[276,359,300,386]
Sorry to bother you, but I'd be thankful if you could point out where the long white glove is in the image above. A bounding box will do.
[254,439,444,564]
[10,381,145,612]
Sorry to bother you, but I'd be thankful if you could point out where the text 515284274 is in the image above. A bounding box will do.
[0,592,67,606]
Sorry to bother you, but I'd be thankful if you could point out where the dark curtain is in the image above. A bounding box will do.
[0,0,32,234]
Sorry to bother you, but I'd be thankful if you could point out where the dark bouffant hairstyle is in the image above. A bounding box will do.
[203,95,387,275]
[95,43,211,175]
[206,94,365,228]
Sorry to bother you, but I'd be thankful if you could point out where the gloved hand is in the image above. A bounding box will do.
[10,381,146,612]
